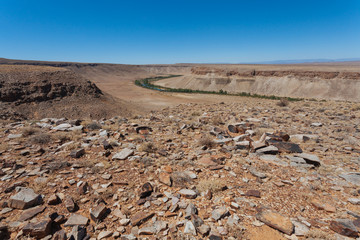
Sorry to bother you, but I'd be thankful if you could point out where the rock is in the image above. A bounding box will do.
[139,182,153,198]
[198,224,211,236]
[69,226,86,240]
[266,140,303,153]
[159,172,172,186]
[198,156,218,167]
[102,140,113,150]
[311,122,323,127]
[138,226,156,235]
[120,219,130,226]
[154,221,168,233]
[245,190,261,198]
[295,153,321,167]
[209,234,222,240]
[98,230,113,239]
[212,206,230,221]
[330,219,359,238]
[64,196,77,212]
[184,221,197,236]
[70,148,85,158]
[256,145,278,155]
[47,194,60,205]
[9,188,41,209]
[53,229,67,240]
[348,198,360,205]
[77,181,89,195]
[18,205,46,221]
[185,203,198,218]
[310,199,336,212]
[339,173,360,186]
[53,123,72,131]
[292,220,310,236]
[256,209,294,235]
[90,203,108,222]
[64,214,89,227]
[112,148,134,160]
[22,218,52,238]
[130,212,154,226]
[179,189,197,199]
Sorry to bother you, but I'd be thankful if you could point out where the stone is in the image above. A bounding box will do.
[245,190,261,198]
[330,219,359,238]
[18,205,46,221]
[198,156,218,167]
[266,140,303,153]
[69,226,86,240]
[212,206,230,221]
[120,219,130,226]
[209,235,222,240]
[64,214,89,227]
[9,188,41,210]
[90,203,108,222]
[98,230,113,239]
[53,123,72,131]
[130,212,155,226]
[310,199,336,212]
[53,229,67,240]
[47,194,60,205]
[22,218,52,238]
[70,148,85,158]
[159,172,172,186]
[295,153,321,167]
[339,173,360,186]
[179,189,197,199]
[185,203,198,218]
[112,148,134,160]
[198,224,211,236]
[138,226,156,235]
[348,198,360,205]
[154,221,168,233]
[256,209,294,235]
[77,181,89,195]
[292,220,310,236]
[256,145,278,155]
[184,221,197,236]
[139,182,153,198]
[64,196,77,212]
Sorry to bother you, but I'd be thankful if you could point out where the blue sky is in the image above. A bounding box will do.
[1,0,359,64]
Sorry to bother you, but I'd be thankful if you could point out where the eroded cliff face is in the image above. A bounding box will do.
[0,69,102,104]
[0,65,132,120]
[156,66,360,101]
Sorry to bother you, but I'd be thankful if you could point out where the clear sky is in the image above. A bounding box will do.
[1,0,359,64]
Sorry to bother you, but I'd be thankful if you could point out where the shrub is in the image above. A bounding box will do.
[198,135,215,148]
[22,127,39,137]
[138,142,157,153]
[86,122,102,130]
[30,133,51,145]
[197,179,226,193]
[277,98,289,107]
[171,171,193,187]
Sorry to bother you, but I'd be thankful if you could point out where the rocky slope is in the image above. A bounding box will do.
[0,98,359,239]
[156,65,360,101]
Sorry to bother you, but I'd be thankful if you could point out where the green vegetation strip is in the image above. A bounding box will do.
[135,75,304,101]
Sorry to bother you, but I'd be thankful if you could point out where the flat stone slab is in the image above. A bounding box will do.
[18,206,46,221]
[9,188,41,210]
[179,189,197,199]
[64,214,89,227]
[295,153,321,167]
[330,219,359,238]
[339,173,360,186]
[130,212,154,226]
[22,218,52,239]
[256,209,294,235]
[112,148,134,160]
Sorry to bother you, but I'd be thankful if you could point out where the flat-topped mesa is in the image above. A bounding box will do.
[191,66,360,79]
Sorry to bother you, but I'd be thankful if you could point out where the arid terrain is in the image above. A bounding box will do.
[0,58,360,240]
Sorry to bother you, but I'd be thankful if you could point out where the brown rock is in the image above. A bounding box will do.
[139,182,153,198]
[22,218,52,238]
[47,194,60,205]
[77,181,89,195]
[64,196,77,212]
[245,190,261,198]
[198,156,218,167]
[130,212,155,226]
[330,219,359,238]
[266,140,302,153]
[90,203,108,222]
[311,199,336,212]
[256,209,294,235]
[8,188,41,210]
[18,205,46,221]
[159,172,172,186]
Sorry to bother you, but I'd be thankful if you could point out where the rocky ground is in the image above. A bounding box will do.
[0,97,360,240]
